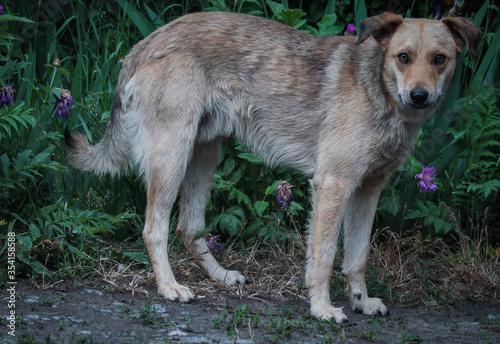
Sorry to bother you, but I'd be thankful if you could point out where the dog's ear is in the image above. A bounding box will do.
[356,12,403,46]
[441,17,482,58]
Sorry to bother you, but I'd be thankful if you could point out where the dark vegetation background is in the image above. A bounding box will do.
[0,0,499,283]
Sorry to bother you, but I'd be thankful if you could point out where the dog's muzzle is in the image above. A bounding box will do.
[402,89,438,109]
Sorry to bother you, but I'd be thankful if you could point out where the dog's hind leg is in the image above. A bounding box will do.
[342,178,388,316]
[176,140,246,285]
[141,119,199,303]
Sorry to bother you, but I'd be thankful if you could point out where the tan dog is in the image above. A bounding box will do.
[66,12,481,323]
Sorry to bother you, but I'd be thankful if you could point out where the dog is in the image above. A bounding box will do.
[65,11,481,323]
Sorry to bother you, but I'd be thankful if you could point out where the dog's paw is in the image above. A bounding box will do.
[210,268,246,285]
[310,305,349,324]
[352,297,388,316]
[222,270,246,286]
[158,283,196,303]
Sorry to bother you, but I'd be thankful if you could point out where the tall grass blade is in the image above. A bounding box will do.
[116,0,156,37]
[470,25,500,91]
[324,0,336,16]
[354,0,367,30]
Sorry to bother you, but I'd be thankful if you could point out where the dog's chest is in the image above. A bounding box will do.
[366,119,418,178]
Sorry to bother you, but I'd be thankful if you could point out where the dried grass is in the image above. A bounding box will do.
[95,222,499,307]
[371,225,499,306]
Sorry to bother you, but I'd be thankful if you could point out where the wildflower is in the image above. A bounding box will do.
[52,89,74,117]
[0,85,16,107]
[346,23,356,35]
[415,165,438,193]
[53,59,61,67]
[276,181,294,208]
[0,5,4,15]
[206,234,225,254]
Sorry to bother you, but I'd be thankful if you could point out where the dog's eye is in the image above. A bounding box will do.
[434,54,446,65]
[398,53,409,64]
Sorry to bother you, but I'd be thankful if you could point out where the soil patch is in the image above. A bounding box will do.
[2,278,499,343]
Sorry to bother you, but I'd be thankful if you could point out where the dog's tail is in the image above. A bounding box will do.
[65,93,130,176]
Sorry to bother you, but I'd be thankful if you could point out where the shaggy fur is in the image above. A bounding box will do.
[66,12,481,323]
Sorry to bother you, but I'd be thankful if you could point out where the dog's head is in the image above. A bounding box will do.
[356,12,481,112]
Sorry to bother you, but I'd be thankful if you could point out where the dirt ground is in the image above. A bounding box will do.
[2,276,499,344]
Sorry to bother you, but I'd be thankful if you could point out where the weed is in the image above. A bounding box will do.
[401,331,423,343]
[279,304,293,318]
[359,330,379,342]
[395,315,408,329]
[477,329,490,339]
[224,305,251,337]
[368,314,388,326]
[40,297,55,307]
[268,317,293,342]
[250,311,262,328]
[316,319,345,342]
[213,309,228,329]
[119,305,132,314]
[137,295,173,327]
[294,316,311,330]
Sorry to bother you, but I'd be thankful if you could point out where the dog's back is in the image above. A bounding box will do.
[68,12,388,176]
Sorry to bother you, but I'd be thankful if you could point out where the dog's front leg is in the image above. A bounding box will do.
[342,178,388,316]
[306,175,354,323]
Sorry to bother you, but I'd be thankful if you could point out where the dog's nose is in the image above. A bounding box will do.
[410,89,429,106]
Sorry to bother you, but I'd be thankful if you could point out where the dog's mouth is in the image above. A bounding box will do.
[400,91,439,110]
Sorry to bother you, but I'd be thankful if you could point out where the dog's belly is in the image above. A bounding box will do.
[196,98,322,175]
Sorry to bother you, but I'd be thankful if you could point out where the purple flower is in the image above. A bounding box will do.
[415,165,438,193]
[206,234,225,254]
[52,89,74,117]
[346,23,356,35]
[0,85,16,108]
[0,5,4,15]
[276,181,294,208]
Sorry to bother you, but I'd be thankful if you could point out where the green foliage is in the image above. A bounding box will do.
[0,3,142,278]
[12,199,136,276]
[0,101,35,139]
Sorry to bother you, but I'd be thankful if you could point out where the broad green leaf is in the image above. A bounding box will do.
[238,152,261,163]
[254,200,269,218]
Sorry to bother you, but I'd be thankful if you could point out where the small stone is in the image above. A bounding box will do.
[168,330,188,338]
[84,289,103,296]
[151,303,167,313]
[116,264,127,273]
[180,337,213,344]
[24,296,39,303]
[25,314,40,320]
